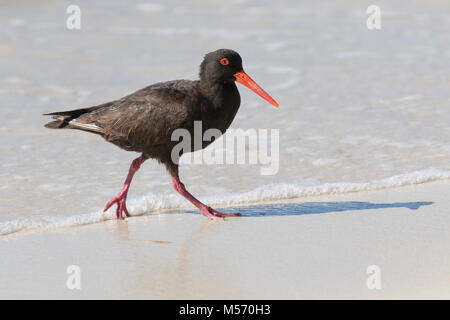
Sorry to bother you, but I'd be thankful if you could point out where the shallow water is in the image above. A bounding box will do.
[0,0,449,234]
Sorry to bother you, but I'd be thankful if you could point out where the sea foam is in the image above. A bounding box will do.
[0,168,448,237]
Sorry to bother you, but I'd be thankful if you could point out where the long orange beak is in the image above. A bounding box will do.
[234,70,279,107]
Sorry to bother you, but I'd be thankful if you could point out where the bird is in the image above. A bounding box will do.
[44,49,279,220]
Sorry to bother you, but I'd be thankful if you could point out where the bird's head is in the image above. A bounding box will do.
[199,49,279,107]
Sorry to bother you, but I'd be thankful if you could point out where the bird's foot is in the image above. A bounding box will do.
[200,205,241,220]
[103,192,130,220]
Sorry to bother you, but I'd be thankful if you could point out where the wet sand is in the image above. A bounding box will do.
[1,181,449,299]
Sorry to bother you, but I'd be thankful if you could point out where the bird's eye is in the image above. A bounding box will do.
[220,58,229,66]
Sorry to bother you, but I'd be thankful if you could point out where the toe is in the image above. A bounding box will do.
[122,201,131,217]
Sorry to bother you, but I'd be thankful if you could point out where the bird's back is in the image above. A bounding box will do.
[45,80,205,156]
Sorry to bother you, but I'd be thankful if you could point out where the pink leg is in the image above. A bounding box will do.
[172,177,241,220]
[103,156,145,220]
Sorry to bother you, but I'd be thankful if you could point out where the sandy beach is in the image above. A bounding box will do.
[1,181,449,299]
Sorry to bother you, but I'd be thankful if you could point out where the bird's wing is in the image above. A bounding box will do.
[74,80,200,148]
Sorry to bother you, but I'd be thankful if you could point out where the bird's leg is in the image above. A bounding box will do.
[171,177,241,219]
[103,156,146,220]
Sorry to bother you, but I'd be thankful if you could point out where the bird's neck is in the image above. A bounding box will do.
[199,79,237,109]
[197,80,240,133]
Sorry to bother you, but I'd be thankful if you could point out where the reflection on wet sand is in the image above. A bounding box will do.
[107,215,234,298]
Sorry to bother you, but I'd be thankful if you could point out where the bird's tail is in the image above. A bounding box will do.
[44,107,94,129]
[44,119,67,129]
[43,105,105,132]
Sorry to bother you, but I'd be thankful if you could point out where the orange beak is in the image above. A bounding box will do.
[234,70,279,107]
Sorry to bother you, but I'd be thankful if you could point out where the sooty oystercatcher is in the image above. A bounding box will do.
[44,49,279,220]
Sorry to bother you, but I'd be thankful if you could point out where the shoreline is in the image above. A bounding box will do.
[1,181,449,299]
[1,168,448,238]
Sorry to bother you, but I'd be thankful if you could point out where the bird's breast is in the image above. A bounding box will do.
[202,83,240,131]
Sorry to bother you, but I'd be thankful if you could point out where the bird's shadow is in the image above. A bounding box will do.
[183,201,434,217]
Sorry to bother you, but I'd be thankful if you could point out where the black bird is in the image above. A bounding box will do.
[44,49,279,219]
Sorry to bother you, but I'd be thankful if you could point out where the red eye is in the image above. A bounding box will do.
[220,58,229,66]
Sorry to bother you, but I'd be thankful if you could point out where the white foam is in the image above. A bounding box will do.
[1,168,448,237]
